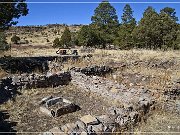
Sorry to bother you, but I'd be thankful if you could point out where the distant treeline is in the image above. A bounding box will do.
[72,1,179,50]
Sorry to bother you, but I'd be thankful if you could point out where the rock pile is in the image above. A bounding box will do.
[71,71,154,112]
[71,65,113,76]
[163,79,180,114]
[0,56,54,73]
[164,79,180,100]
[0,72,71,104]
[1,71,71,89]
[42,109,142,134]
[46,70,155,134]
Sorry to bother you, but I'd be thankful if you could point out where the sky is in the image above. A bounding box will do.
[14,0,180,26]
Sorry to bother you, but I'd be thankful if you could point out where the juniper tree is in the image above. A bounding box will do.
[0,0,28,51]
[0,0,28,31]
[60,27,72,48]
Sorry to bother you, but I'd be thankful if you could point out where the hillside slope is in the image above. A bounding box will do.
[5,24,82,46]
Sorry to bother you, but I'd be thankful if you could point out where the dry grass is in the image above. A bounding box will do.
[135,111,180,135]
[0,68,7,79]
[0,48,179,133]
[0,83,112,132]
[6,25,81,45]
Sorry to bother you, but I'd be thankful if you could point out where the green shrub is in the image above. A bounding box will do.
[11,35,20,44]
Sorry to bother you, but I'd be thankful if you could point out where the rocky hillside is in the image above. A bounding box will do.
[5,24,82,46]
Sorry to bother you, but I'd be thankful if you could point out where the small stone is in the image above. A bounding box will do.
[49,127,64,135]
[129,111,138,119]
[39,96,53,105]
[42,132,53,135]
[129,83,134,86]
[80,114,99,125]
[45,97,62,107]
[87,123,104,133]
[75,120,86,130]
[61,123,76,133]
[40,106,52,117]
[110,87,118,93]
[96,115,110,123]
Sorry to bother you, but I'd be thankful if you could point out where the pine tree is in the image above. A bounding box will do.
[91,0,119,45]
[160,7,178,22]
[0,0,28,31]
[11,35,20,44]
[159,9,178,49]
[53,38,60,48]
[132,6,160,49]
[114,4,136,49]
[132,6,179,50]
[121,4,136,25]
[60,27,72,48]
[77,25,104,47]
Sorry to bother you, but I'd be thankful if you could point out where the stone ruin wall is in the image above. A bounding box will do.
[0,60,179,134]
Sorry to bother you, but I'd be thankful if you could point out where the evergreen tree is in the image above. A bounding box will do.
[11,35,20,44]
[0,0,28,51]
[53,37,61,48]
[160,7,178,22]
[159,10,178,49]
[132,6,178,50]
[121,4,136,25]
[60,27,71,48]
[77,25,104,48]
[115,4,136,49]
[91,0,119,27]
[91,0,119,45]
[175,25,180,49]
[0,0,28,31]
[132,6,160,49]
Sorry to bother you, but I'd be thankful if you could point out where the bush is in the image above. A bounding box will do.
[11,35,20,44]
[53,38,61,48]
[0,32,9,51]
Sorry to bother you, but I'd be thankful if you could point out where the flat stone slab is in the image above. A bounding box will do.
[80,114,99,125]
[39,96,80,117]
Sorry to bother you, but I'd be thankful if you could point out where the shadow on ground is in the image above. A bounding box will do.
[0,77,22,104]
[0,110,17,134]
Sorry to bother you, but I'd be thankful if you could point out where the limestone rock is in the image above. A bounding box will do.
[80,114,99,126]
